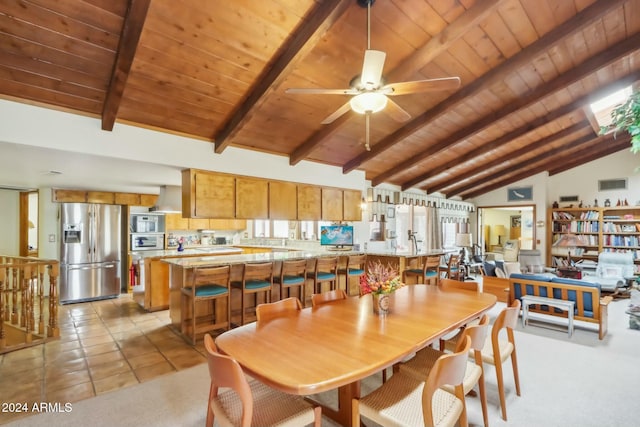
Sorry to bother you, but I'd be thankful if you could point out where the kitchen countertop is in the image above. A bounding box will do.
[162,250,362,267]
[130,246,243,259]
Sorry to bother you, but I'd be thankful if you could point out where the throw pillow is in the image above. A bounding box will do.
[504,262,521,277]
[529,264,545,274]
[495,267,506,278]
[483,261,497,277]
[495,260,504,272]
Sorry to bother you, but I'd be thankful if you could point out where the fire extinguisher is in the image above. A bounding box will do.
[129,263,137,287]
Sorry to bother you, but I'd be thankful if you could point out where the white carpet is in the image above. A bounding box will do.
[6,294,639,427]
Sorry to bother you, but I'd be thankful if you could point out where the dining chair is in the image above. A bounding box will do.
[256,297,302,322]
[356,336,472,427]
[438,278,480,351]
[306,256,338,294]
[204,334,322,427]
[439,253,461,281]
[231,262,274,326]
[403,255,441,285]
[400,315,490,427]
[482,299,521,421]
[338,254,366,295]
[273,259,307,305]
[311,289,347,307]
[180,265,231,345]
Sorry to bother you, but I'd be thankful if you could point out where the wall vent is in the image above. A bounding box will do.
[559,195,579,203]
[598,179,627,191]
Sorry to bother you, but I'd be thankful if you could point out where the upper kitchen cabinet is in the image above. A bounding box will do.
[297,185,321,220]
[87,191,115,204]
[343,189,362,221]
[269,181,297,219]
[236,177,268,219]
[321,188,343,221]
[165,213,189,231]
[182,169,235,218]
[139,194,158,207]
[52,189,157,206]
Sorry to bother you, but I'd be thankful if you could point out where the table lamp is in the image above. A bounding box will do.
[553,233,585,266]
[493,225,506,246]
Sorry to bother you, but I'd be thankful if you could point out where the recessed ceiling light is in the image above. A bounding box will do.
[43,170,63,176]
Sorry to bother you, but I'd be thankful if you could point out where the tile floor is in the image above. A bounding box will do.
[0,294,208,425]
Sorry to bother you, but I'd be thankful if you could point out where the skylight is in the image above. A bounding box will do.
[590,86,632,129]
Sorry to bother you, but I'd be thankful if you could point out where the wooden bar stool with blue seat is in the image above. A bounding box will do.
[403,255,440,285]
[273,259,307,305]
[338,254,366,296]
[180,265,231,345]
[306,256,338,294]
[231,262,274,326]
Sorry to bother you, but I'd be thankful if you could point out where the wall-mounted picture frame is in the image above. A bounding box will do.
[387,206,395,219]
[507,186,533,202]
[511,215,521,228]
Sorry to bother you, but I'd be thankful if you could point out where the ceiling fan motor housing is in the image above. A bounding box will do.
[357,0,375,8]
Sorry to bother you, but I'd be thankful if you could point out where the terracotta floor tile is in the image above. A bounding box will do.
[45,369,92,392]
[45,348,85,365]
[2,346,43,362]
[86,350,124,368]
[79,334,115,348]
[82,341,120,357]
[89,359,131,381]
[0,355,44,375]
[134,360,175,382]
[45,381,95,404]
[127,351,167,369]
[144,328,180,343]
[93,371,138,395]
[44,338,82,354]
[45,357,87,377]
[110,329,144,341]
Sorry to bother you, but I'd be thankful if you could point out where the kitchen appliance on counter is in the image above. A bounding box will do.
[60,203,122,303]
[131,233,165,251]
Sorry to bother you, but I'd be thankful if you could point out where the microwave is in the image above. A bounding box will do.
[131,214,164,233]
[131,233,164,251]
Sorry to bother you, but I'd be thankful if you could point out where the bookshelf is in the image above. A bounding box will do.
[548,206,640,273]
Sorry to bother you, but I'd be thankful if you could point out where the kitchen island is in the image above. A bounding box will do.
[131,246,243,311]
[163,250,361,340]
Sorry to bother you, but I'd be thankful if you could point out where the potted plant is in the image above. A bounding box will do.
[602,89,640,153]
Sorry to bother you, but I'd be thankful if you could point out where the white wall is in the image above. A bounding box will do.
[0,190,19,255]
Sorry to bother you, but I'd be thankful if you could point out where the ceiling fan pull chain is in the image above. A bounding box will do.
[365,112,371,151]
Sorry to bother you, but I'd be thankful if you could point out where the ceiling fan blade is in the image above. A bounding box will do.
[286,88,358,95]
[384,98,411,122]
[382,76,461,95]
[360,50,386,88]
[321,101,352,124]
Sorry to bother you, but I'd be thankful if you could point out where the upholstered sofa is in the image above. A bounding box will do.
[509,273,612,339]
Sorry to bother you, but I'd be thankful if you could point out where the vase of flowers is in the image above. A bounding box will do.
[360,260,405,316]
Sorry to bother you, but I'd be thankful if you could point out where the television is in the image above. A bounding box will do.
[320,225,354,248]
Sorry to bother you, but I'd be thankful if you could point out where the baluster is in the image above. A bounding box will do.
[11,267,18,325]
[0,268,5,349]
[38,264,45,335]
[48,264,60,338]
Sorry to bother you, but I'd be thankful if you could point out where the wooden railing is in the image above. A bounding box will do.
[0,256,59,353]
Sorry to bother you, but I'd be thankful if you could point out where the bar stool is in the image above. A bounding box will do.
[273,259,307,305]
[180,265,231,345]
[231,262,273,326]
[403,255,440,285]
[338,254,366,296]
[306,257,338,294]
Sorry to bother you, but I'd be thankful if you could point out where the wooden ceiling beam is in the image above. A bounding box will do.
[446,133,600,197]
[458,135,629,199]
[213,0,352,154]
[288,0,504,166]
[343,0,628,175]
[548,136,631,176]
[419,69,640,192]
[426,122,591,193]
[389,32,640,189]
[101,0,151,131]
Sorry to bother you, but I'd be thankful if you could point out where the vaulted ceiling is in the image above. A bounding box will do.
[1,0,638,198]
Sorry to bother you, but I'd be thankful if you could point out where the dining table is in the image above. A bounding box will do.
[215,284,497,427]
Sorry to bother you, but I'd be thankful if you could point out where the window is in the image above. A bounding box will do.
[591,85,632,129]
[253,220,270,238]
[272,220,289,238]
[441,221,457,250]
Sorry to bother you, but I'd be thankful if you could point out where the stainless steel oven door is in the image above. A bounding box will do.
[131,233,164,251]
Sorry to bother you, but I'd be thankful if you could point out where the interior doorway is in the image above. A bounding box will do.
[477,205,536,256]
[19,191,38,257]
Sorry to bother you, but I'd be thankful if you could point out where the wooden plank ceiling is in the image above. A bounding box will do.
[1,0,639,199]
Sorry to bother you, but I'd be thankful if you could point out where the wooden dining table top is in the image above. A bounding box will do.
[215,285,497,396]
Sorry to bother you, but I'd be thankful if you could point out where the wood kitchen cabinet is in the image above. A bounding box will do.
[165,213,189,230]
[343,189,362,221]
[182,169,235,218]
[52,188,157,206]
[115,192,140,205]
[236,177,269,219]
[297,185,321,220]
[189,218,210,230]
[209,219,247,230]
[139,194,158,207]
[52,189,87,203]
[322,188,343,220]
[269,181,297,219]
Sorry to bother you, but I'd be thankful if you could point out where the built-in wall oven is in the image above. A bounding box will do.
[131,233,165,251]
[131,213,164,233]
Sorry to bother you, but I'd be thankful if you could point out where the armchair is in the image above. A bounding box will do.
[518,249,546,274]
[595,252,635,293]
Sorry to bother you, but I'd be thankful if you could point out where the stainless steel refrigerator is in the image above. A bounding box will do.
[60,203,122,303]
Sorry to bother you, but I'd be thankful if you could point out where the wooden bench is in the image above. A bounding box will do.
[521,294,575,337]
[509,275,613,340]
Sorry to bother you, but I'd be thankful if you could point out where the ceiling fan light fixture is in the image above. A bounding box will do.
[350,92,387,114]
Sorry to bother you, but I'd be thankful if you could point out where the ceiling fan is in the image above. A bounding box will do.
[285,0,461,150]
